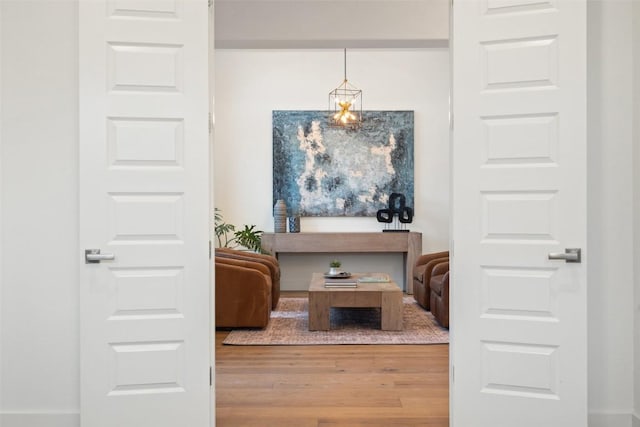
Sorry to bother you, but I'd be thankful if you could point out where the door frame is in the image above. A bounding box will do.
[207,1,589,426]
[207,14,459,427]
[208,1,217,425]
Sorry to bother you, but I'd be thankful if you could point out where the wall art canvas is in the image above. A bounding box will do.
[273,110,414,217]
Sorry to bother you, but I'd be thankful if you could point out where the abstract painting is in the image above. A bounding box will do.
[273,110,414,217]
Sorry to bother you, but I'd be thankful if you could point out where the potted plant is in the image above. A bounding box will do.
[234,224,263,253]
[214,208,266,254]
[214,208,236,248]
[329,259,341,275]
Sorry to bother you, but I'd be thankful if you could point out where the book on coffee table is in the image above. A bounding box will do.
[357,275,391,283]
[324,278,358,287]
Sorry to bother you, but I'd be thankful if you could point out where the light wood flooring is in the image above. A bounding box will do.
[215,292,450,427]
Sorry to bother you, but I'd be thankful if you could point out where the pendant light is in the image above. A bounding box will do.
[328,48,362,128]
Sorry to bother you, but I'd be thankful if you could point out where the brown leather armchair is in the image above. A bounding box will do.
[215,256,272,328]
[429,261,449,328]
[413,251,449,310]
[215,247,280,309]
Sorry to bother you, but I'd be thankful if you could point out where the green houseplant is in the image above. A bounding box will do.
[234,224,263,253]
[329,259,341,275]
[214,208,236,248]
[214,208,266,254]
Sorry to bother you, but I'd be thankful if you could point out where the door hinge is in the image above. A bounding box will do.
[209,240,212,259]
[210,366,213,386]
[208,112,213,134]
[208,0,213,8]
[452,365,455,383]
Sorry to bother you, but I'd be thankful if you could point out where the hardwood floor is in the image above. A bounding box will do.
[215,293,450,427]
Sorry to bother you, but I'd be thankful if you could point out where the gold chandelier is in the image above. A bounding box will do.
[328,48,362,128]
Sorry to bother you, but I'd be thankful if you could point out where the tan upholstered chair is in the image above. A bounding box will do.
[215,248,280,309]
[429,261,450,328]
[412,251,449,310]
[215,256,272,328]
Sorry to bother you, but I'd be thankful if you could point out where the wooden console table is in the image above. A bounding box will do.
[261,232,422,293]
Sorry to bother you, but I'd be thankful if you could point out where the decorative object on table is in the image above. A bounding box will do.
[328,48,362,129]
[323,271,352,279]
[288,215,300,233]
[376,192,413,232]
[273,199,287,233]
[273,110,414,217]
[214,208,266,253]
[328,259,342,275]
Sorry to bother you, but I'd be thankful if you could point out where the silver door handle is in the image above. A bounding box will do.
[548,248,581,263]
[85,249,115,264]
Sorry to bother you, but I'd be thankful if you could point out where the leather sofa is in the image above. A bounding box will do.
[429,261,450,328]
[413,251,449,310]
[215,255,273,328]
[215,256,271,328]
[215,247,280,309]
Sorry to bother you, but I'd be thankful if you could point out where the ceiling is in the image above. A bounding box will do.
[214,0,449,49]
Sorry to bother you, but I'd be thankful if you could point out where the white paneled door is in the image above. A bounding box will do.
[451,0,587,426]
[79,1,210,426]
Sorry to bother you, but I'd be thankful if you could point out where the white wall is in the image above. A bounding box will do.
[634,0,640,423]
[0,0,4,418]
[0,1,79,426]
[214,48,451,290]
[587,0,636,425]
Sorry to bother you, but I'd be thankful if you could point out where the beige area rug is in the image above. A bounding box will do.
[222,297,449,345]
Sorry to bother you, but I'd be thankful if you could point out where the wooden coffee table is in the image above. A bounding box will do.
[308,272,403,331]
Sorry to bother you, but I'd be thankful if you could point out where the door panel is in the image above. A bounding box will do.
[79,1,210,425]
[451,0,587,425]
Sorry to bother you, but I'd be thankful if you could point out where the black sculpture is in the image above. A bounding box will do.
[376,193,413,232]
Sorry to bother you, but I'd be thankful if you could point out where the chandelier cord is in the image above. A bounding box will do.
[344,48,347,82]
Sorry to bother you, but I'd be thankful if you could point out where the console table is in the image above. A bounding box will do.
[261,232,422,293]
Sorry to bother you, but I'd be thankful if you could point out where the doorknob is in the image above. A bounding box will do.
[85,249,115,264]
[548,248,581,263]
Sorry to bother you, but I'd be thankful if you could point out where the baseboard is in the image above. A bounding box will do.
[0,410,634,427]
[0,413,79,427]
[589,412,633,427]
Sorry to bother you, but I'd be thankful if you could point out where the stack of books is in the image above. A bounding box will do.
[324,278,358,288]
[357,275,390,283]
[323,275,391,288]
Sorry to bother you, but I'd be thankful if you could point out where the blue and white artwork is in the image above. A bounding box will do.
[273,110,414,217]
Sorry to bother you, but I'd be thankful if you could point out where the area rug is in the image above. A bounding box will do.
[222,297,449,345]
